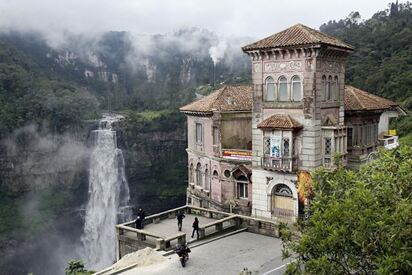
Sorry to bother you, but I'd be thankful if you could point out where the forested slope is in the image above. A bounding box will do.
[320,2,412,109]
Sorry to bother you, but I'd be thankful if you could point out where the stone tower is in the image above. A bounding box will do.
[242,24,354,220]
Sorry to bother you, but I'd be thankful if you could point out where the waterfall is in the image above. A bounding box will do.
[80,114,132,270]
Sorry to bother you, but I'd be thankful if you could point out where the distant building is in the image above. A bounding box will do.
[181,24,404,221]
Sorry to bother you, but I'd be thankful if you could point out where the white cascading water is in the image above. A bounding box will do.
[81,114,132,270]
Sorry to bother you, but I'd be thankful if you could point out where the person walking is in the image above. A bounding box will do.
[176,211,185,231]
[191,217,199,239]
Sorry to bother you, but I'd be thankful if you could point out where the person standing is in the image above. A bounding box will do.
[191,217,199,239]
[135,215,143,229]
[137,208,145,229]
[136,208,146,240]
[176,211,185,231]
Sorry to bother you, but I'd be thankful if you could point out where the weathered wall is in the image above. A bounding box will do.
[221,113,252,150]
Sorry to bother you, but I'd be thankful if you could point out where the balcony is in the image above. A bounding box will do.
[379,135,399,150]
[263,156,297,172]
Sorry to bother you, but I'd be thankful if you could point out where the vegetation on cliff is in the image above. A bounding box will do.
[0,43,100,135]
[282,146,412,274]
[320,2,412,144]
[120,110,187,208]
[320,2,412,109]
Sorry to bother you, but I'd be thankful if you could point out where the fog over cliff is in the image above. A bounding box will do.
[0,0,399,43]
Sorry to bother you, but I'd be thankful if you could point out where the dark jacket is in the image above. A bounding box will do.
[177,213,185,222]
[175,244,191,256]
[137,210,145,220]
[192,219,199,229]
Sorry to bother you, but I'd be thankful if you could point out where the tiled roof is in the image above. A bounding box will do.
[242,24,354,51]
[344,86,398,111]
[180,85,252,114]
[257,114,303,129]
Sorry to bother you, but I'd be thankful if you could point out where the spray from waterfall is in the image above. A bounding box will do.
[80,114,132,270]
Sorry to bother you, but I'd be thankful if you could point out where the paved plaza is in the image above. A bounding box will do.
[122,231,287,275]
[142,214,216,239]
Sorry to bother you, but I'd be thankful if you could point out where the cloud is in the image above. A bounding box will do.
[0,0,405,44]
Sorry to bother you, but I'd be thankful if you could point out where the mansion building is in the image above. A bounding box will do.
[180,24,404,221]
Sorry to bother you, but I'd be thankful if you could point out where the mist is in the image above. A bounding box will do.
[0,124,93,274]
[0,0,402,43]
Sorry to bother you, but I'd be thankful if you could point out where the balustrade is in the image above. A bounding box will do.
[263,156,297,172]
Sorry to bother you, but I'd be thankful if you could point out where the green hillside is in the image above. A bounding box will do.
[320,2,412,108]
[320,1,412,143]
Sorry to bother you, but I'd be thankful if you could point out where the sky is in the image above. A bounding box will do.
[0,0,406,40]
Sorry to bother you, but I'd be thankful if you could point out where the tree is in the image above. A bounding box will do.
[281,146,412,274]
[64,260,93,275]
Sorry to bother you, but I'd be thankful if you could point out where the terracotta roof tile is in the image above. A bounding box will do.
[180,84,398,115]
[257,114,302,129]
[242,24,353,51]
[344,86,398,111]
[180,85,252,114]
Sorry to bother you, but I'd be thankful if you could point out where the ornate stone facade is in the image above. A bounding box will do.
[180,24,402,222]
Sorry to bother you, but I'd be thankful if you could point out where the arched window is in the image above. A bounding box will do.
[189,163,194,183]
[212,170,219,177]
[291,76,302,101]
[321,75,327,101]
[196,163,202,186]
[327,76,332,100]
[278,76,288,101]
[273,184,293,197]
[333,76,339,101]
[265,76,275,101]
[204,169,209,190]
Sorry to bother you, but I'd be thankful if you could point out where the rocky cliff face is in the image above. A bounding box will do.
[116,117,188,214]
[0,122,97,194]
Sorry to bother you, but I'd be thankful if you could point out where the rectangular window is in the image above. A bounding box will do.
[335,137,339,153]
[196,123,203,143]
[359,126,363,145]
[347,128,353,147]
[282,138,290,156]
[270,136,282,158]
[264,137,271,155]
[237,182,248,199]
[353,127,358,146]
[374,124,378,142]
[367,125,372,145]
[213,127,219,145]
[324,137,332,155]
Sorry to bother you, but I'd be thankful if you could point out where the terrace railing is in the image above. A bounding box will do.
[116,205,283,260]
